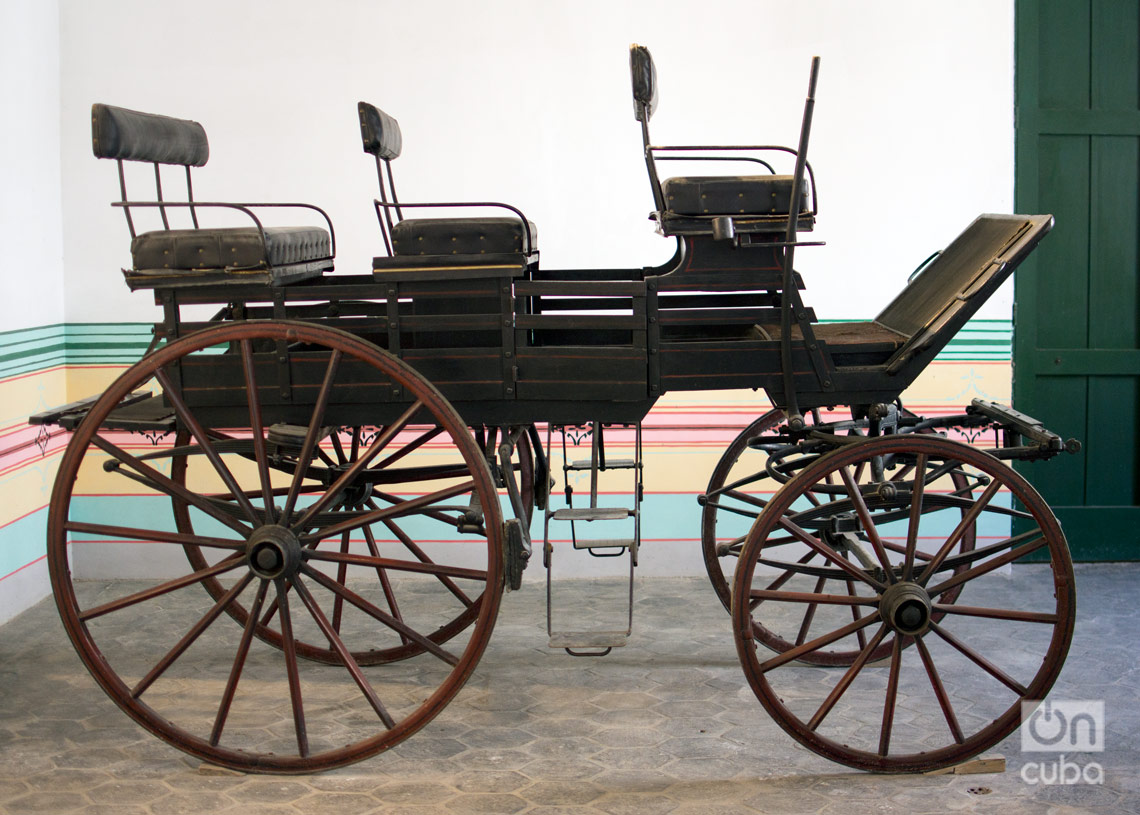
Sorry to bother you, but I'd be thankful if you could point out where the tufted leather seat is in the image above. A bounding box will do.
[661,175,808,217]
[93,103,335,288]
[390,217,537,256]
[359,101,537,263]
[131,226,332,272]
[630,45,814,237]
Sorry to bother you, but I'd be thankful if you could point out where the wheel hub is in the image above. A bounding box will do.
[247,525,303,580]
[880,581,932,636]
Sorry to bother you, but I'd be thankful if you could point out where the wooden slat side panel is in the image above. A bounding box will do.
[515,347,647,401]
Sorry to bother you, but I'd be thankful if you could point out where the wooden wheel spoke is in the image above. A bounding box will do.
[240,339,277,524]
[847,579,868,648]
[917,478,1004,583]
[723,489,770,511]
[749,588,878,607]
[757,611,880,673]
[64,521,243,550]
[808,625,889,730]
[915,636,965,744]
[292,578,395,728]
[90,435,251,537]
[273,578,309,757]
[304,549,487,582]
[131,574,254,698]
[717,534,747,558]
[79,555,245,621]
[350,425,362,460]
[362,522,409,640]
[749,551,815,610]
[776,515,885,590]
[154,367,259,526]
[878,636,904,755]
[300,566,461,666]
[926,532,1048,599]
[838,465,895,581]
[702,501,760,521]
[210,579,269,746]
[331,531,351,635]
[795,576,828,645]
[292,400,424,529]
[302,480,476,543]
[880,539,935,562]
[902,453,926,580]
[382,517,473,608]
[931,602,1059,624]
[373,425,445,470]
[929,621,1028,695]
[329,428,348,465]
[282,350,343,525]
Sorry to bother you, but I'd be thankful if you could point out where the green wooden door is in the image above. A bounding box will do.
[1014,0,1140,560]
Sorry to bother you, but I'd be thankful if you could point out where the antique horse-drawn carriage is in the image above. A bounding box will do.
[34,49,1077,774]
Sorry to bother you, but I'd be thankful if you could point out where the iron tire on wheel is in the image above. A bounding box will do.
[732,434,1075,773]
[47,320,504,774]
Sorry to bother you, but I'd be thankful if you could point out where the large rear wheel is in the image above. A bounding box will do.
[48,321,504,773]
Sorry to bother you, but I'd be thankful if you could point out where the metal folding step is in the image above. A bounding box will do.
[551,507,631,521]
[544,420,643,656]
[565,458,637,471]
[572,538,636,551]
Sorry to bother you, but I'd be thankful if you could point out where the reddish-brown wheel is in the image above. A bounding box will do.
[702,411,977,666]
[48,321,504,773]
[732,434,1075,772]
[699,409,785,611]
[175,421,532,667]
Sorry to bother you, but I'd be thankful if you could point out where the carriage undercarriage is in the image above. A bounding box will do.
[32,52,1080,775]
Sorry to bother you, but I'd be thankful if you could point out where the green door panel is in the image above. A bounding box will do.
[1014,0,1140,560]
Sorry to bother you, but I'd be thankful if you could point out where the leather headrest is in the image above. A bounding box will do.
[358,101,403,160]
[630,44,658,122]
[91,103,209,166]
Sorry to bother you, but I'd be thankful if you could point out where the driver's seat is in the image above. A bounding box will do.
[630,44,816,238]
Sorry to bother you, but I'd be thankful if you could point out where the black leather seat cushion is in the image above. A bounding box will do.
[391,217,537,256]
[131,226,332,270]
[662,175,808,216]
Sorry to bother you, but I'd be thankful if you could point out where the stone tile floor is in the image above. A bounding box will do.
[0,564,1137,814]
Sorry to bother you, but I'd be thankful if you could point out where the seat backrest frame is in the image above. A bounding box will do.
[92,103,210,240]
[92,103,336,271]
[357,100,536,259]
[628,45,818,229]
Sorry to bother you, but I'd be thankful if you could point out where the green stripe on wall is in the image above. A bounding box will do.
[0,323,153,378]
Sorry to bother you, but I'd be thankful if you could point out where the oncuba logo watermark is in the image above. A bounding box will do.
[1020,700,1104,785]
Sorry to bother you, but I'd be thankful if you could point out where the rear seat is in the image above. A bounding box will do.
[92,103,334,289]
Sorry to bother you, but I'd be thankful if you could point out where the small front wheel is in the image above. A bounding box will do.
[732,434,1075,772]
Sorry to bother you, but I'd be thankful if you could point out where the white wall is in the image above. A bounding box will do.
[2,0,64,332]
[59,0,1015,324]
[0,0,63,623]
